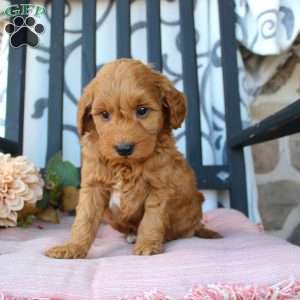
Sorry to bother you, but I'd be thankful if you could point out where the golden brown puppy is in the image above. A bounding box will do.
[46,59,221,259]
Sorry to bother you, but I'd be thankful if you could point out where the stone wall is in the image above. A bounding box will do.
[251,63,300,245]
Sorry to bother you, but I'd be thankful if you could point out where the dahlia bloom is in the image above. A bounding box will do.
[0,153,44,227]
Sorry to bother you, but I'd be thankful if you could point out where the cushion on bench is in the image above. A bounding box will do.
[0,208,300,300]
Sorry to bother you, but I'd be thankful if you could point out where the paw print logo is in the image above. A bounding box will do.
[5,16,44,48]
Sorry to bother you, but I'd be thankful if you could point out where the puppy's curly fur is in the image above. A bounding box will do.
[46,59,221,259]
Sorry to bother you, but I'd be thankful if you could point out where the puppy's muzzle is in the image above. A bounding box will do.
[115,143,135,156]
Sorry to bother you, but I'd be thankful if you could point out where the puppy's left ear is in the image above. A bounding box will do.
[77,83,95,138]
[157,74,187,129]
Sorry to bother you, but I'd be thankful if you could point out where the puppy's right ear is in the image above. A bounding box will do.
[77,84,94,138]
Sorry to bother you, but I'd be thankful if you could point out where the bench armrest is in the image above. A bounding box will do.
[229,99,300,148]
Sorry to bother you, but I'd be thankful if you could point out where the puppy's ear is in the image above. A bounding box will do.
[157,74,187,129]
[77,84,95,137]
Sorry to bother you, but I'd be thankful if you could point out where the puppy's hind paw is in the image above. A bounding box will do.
[195,226,223,239]
[45,243,88,259]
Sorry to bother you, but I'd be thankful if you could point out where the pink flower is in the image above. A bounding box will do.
[0,153,44,227]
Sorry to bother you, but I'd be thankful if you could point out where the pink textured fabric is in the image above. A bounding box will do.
[0,209,300,300]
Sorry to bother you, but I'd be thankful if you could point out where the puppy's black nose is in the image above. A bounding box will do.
[115,143,135,156]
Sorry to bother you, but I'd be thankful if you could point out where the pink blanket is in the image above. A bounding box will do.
[0,209,300,300]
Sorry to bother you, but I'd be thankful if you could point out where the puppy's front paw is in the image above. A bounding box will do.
[133,242,162,256]
[45,243,88,259]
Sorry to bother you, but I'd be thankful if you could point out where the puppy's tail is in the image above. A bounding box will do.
[194,223,223,239]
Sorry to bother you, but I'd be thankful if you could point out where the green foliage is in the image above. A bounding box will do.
[46,153,80,188]
[36,152,79,213]
[17,215,35,228]
[17,152,80,228]
[36,190,50,210]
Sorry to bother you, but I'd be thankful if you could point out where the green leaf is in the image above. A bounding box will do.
[17,214,35,228]
[36,190,50,209]
[45,152,80,188]
[45,171,60,188]
[55,160,80,187]
[48,186,62,208]
[46,152,62,169]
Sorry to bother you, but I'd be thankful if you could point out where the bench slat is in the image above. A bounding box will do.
[146,0,162,71]
[46,0,65,162]
[5,0,28,155]
[116,0,131,58]
[179,0,203,188]
[82,0,97,88]
[218,0,248,214]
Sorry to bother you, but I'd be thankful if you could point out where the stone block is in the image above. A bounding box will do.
[258,180,300,230]
[289,134,300,171]
[252,140,279,173]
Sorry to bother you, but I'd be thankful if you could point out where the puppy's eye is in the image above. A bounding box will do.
[99,111,111,121]
[136,106,149,118]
